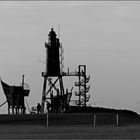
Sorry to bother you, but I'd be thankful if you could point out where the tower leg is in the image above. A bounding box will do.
[12,107,14,115]
[16,107,18,114]
[41,76,47,113]
[78,65,81,107]
[59,76,65,112]
[83,65,86,107]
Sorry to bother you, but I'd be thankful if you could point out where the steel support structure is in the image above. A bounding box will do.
[41,73,65,113]
[78,65,87,107]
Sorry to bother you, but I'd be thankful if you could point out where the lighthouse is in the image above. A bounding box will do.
[41,28,64,113]
[46,28,61,76]
[41,28,90,113]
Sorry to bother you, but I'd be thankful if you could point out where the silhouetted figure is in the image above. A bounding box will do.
[37,103,41,114]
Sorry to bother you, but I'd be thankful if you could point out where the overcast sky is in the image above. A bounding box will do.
[0,1,140,114]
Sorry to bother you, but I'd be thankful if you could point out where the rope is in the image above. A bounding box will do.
[0,100,7,108]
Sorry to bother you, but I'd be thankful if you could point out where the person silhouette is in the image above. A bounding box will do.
[37,103,41,114]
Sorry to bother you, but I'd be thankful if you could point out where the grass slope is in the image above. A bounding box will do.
[0,107,139,126]
[0,112,140,126]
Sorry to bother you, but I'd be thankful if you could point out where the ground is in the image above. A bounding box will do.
[0,124,140,139]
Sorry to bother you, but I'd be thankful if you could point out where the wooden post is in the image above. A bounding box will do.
[46,110,48,127]
[116,114,119,126]
[93,114,96,127]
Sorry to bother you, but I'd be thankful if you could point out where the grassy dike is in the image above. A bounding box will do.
[0,112,140,126]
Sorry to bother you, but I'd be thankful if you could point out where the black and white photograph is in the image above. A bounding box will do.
[0,1,140,139]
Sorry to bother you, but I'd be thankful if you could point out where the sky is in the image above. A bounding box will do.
[0,1,140,114]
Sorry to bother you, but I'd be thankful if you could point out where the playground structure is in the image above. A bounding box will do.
[1,75,30,114]
[41,28,90,113]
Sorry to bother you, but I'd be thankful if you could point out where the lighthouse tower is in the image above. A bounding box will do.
[41,28,64,113]
[41,28,90,113]
[46,28,60,76]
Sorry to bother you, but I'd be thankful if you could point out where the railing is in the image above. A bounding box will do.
[61,71,89,76]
